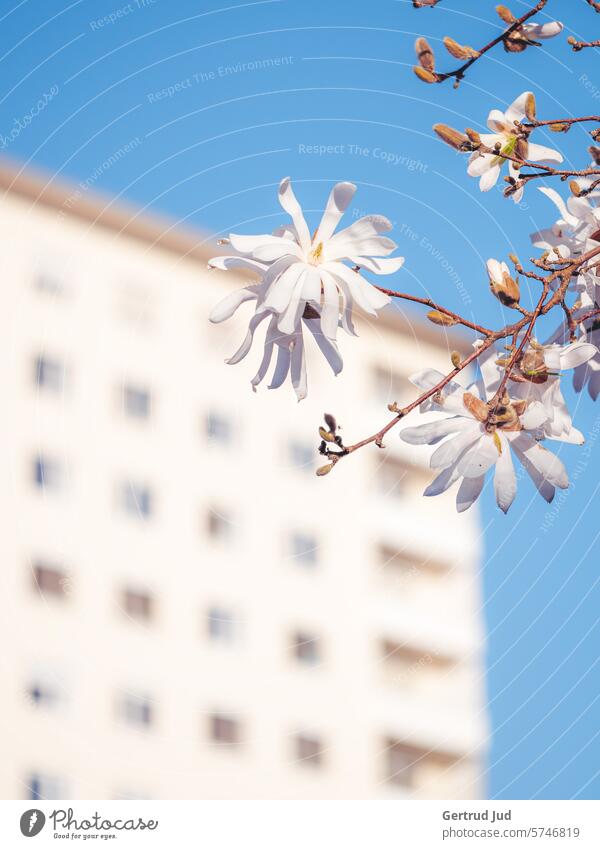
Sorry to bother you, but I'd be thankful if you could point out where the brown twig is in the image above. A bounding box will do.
[320,245,600,471]
[585,0,600,13]
[569,38,600,51]
[370,284,494,336]
[429,0,550,85]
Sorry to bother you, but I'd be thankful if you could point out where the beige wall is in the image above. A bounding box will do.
[0,179,487,800]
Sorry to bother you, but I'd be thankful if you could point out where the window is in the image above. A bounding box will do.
[376,457,429,500]
[292,631,321,666]
[121,588,154,622]
[120,481,153,519]
[34,271,64,296]
[289,440,313,471]
[26,772,65,800]
[34,355,66,394]
[384,738,457,788]
[121,384,151,420]
[385,739,423,788]
[33,455,64,491]
[290,532,318,567]
[206,412,232,444]
[206,508,233,542]
[293,733,324,767]
[32,563,69,599]
[118,693,153,728]
[207,607,235,643]
[209,713,241,747]
[27,680,59,707]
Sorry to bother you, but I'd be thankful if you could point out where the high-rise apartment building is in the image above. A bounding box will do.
[0,160,487,800]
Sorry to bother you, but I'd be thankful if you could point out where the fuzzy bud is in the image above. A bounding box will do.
[589,145,600,165]
[316,463,333,477]
[318,427,336,443]
[426,310,458,327]
[549,122,569,133]
[463,392,489,423]
[432,123,470,151]
[524,92,536,121]
[496,4,515,23]
[465,127,482,146]
[450,351,462,368]
[413,65,438,84]
[415,36,435,72]
[569,180,582,197]
[442,36,480,59]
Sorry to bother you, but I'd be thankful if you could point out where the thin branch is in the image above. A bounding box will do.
[371,284,494,335]
[569,38,600,50]
[585,0,600,13]
[430,0,550,85]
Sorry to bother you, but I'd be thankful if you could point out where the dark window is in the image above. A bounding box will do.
[34,355,66,393]
[122,588,154,621]
[26,772,64,800]
[207,509,233,542]
[206,412,232,444]
[32,564,68,599]
[34,272,64,296]
[290,532,318,567]
[209,713,241,746]
[292,631,321,666]
[119,694,153,727]
[122,385,151,419]
[33,456,63,491]
[294,734,324,767]
[120,482,152,519]
[207,607,235,643]
[27,681,58,707]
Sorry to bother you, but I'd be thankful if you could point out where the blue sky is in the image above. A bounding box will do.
[3,0,600,798]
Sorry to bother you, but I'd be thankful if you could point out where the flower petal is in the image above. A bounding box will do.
[209,287,258,323]
[314,182,356,244]
[304,317,343,375]
[504,91,531,126]
[348,255,405,275]
[456,434,499,478]
[494,432,517,513]
[509,432,569,489]
[479,164,502,192]
[430,426,481,470]
[400,416,472,445]
[278,177,311,254]
[456,474,485,513]
[559,341,598,369]
[225,311,270,365]
[527,142,563,165]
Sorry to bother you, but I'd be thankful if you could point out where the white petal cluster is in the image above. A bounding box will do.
[467,91,563,202]
[400,341,597,513]
[209,178,404,399]
[532,183,600,398]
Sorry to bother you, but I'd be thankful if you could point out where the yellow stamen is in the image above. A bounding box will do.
[309,241,324,265]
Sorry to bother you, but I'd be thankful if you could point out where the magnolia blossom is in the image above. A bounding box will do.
[531,186,600,263]
[400,358,567,513]
[208,178,405,398]
[467,91,563,201]
[489,341,597,445]
[210,178,404,343]
[545,309,600,401]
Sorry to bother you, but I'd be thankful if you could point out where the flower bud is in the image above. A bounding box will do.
[569,180,582,197]
[496,4,515,23]
[433,123,470,151]
[415,36,435,72]
[465,127,481,146]
[316,463,333,477]
[426,310,458,327]
[549,122,569,132]
[443,36,480,59]
[589,145,600,165]
[525,92,536,121]
[486,259,520,307]
[451,351,462,368]
[319,427,336,443]
[413,65,438,84]
[463,392,489,423]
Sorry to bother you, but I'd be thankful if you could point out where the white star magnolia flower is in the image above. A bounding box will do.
[208,178,404,399]
[467,91,563,202]
[546,308,600,401]
[484,340,597,445]
[399,343,593,513]
[531,186,600,264]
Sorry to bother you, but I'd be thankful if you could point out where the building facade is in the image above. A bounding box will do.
[0,160,487,800]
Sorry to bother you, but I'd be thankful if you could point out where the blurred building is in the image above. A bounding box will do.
[0,159,487,800]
